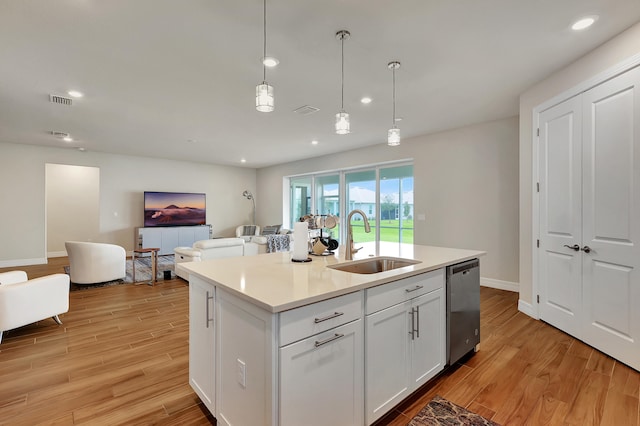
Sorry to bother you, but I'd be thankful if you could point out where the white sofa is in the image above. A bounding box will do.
[235,225,291,255]
[0,271,70,343]
[174,238,246,280]
[65,241,126,285]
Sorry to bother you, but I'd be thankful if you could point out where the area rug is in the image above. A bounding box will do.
[408,395,500,426]
[64,255,175,290]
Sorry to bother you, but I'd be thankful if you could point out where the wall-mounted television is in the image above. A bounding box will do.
[144,191,206,227]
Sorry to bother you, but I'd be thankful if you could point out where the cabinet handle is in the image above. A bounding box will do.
[314,311,344,323]
[415,306,420,338]
[206,291,213,328]
[314,333,345,347]
[409,310,415,340]
[581,245,591,253]
[405,285,424,293]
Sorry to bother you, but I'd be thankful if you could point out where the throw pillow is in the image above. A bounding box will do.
[242,225,257,236]
[261,224,281,235]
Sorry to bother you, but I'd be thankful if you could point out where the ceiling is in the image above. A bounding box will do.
[1,1,639,168]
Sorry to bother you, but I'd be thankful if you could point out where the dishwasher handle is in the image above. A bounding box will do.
[448,259,479,275]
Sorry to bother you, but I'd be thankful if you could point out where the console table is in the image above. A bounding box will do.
[136,225,211,255]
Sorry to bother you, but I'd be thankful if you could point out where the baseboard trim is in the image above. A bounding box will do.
[47,251,68,258]
[480,277,519,293]
[518,299,538,319]
[0,257,48,268]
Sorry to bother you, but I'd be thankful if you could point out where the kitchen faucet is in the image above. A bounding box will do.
[345,209,371,260]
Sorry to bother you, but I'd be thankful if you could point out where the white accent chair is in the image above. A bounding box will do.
[0,271,70,343]
[65,241,126,284]
[236,225,267,255]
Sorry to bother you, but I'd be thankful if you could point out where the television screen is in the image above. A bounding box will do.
[144,191,206,227]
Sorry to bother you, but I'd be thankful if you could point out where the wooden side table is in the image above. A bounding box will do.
[132,247,160,286]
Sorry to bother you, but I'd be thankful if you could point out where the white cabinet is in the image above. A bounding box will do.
[279,319,363,426]
[137,225,211,255]
[188,276,215,414]
[538,65,640,370]
[364,271,445,425]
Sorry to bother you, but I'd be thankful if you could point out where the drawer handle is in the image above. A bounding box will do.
[405,285,424,293]
[206,291,214,328]
[315,333,345,347]
[314,311,344,323]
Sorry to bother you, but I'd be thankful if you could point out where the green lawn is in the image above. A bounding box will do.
[349,219,414,244]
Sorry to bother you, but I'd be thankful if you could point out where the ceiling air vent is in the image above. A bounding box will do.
[50,131,70,139]
[49,94,73,106]
[293,105,320,116]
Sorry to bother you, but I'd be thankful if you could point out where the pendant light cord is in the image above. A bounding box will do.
[263,0,267,82]
[392,66,396,126]
[341,35,344,110]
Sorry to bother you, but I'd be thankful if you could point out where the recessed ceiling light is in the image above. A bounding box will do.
[311,140,319,145]
[241,158,247,163]
[395,117,403,122]
[572,16,598,31]
[262,57,279,67]
[361,97,372,104]
[63,136,73,142]
[67,90,84,98]
[77,147,86,152]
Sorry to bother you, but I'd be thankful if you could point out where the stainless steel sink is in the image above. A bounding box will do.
[328,257,421,274]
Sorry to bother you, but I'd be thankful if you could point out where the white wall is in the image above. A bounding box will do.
[46,164,100,256]
[0,142,256,267]
[257,116,519,284]
[519,22,640,305]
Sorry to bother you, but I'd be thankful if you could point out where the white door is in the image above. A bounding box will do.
[188,277,215,413]
[581,66,640,370]
[279,320,364,426]
[365,302,410,425]
[538,95,584,337]
[410,289,445,388]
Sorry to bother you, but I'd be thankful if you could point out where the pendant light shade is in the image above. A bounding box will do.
[388,127,401,146]
[335,30,351,134]
[336,111,350,135]
[256,0,274,112]
[388,61,401,146]
[256,82,274,112]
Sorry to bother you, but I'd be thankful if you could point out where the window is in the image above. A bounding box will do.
[287,162,413,245]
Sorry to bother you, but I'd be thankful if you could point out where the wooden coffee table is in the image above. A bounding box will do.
[132,247,160,285]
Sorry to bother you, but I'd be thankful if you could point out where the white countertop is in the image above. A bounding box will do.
[182,242,485,313]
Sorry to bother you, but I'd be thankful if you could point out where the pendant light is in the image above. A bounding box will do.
[335,30,351,134]
[256,0,274,112]
[387,61,401,146]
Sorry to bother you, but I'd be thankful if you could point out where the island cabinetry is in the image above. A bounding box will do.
[188,275,215,414]
[364,270,445,425]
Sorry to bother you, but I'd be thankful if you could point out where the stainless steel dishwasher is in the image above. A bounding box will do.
[446,258,480,365]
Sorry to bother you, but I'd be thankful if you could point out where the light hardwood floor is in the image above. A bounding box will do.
[0,258,638,425]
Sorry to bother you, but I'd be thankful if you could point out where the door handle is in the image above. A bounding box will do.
[581,245,591,253]
[563,244,580,251]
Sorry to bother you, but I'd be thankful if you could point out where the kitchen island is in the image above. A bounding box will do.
[182,243,485,426]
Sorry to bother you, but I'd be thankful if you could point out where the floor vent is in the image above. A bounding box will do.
[49,94,73,106]
[293,105,320,115]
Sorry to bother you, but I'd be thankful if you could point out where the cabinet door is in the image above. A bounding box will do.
[280,320,363,426]
[161,227,180,255]
[365,302,410,425]
[538,95,584,338]
[189,277,215,413]
[581,66,640,370]
[410,289,445,388]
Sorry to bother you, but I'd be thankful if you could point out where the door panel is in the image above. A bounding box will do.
[582,67,640,370]
[538,95,583,337]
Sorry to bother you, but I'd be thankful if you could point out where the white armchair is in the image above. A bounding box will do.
[0,271,70,343]
[65,241,126,284]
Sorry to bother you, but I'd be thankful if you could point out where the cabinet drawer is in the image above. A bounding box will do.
[279,291,363,347]
[365,269,444,315]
